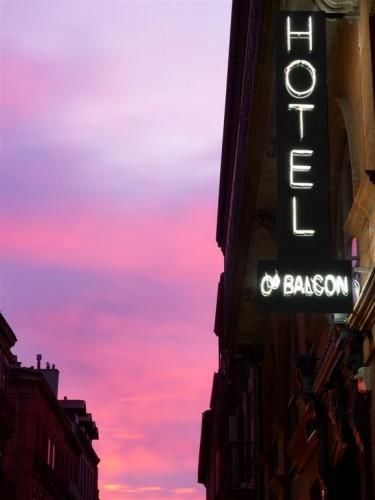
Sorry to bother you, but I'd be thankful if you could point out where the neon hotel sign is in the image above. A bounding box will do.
[258,12,353,312]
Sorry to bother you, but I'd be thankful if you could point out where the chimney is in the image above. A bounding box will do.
[36,354,42,370]
[41,362,59,398]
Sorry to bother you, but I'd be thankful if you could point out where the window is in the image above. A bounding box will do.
[47,438,56,470]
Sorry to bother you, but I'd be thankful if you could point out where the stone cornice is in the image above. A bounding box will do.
[314,0,358,13]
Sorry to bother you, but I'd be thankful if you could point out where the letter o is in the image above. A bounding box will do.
[285,60,316,99]
[324,274,336,297]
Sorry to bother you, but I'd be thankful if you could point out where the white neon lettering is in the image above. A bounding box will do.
[285,274,348,297]
[285,60,316,99]
[282,274,334,296]
[292,196,315,236]
[312,275,324,296]
[287,16,313,52]
[260,271,281,297]
[283,275,294,296]
[260,274,273,297]
[304,276,313,296]
[325,274,337,296]
[294,275,304,294]
[262,273,350,297]
[336,276,349,296]
[288,104,314,140]
[289,149,314,189]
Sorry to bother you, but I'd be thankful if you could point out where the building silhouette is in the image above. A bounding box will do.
[0,316,100,500]
[0,315,17,496]
[198,1,375,499]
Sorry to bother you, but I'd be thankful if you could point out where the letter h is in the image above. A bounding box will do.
[287,16,313,52]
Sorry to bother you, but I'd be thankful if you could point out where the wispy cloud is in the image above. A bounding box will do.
[0,202,222,281]
[172,488,198,495]
[104,483,162,495]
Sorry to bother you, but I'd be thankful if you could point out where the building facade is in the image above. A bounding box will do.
[198,1,375,499]
[2,358,100,500]
[0,314,17,497]
[0,315,100,500]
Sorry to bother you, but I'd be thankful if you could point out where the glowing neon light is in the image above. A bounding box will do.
[289,149,314,189]
[312,275,324,296]
[260,274,273,297]
[353,279,361,301]
[261,272,350,298]
[257,14,352,313]
[292,196,315,236]
[287,16,313,52]
[283,274,294,295]
[285,60,316,99]
[288,104,314,140]
[260,271,280,296]
[324,274,336,296]
[334,275,349,296]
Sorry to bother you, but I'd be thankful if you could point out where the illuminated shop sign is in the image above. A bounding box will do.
[260,273,349,299]
[258,261,352,312]
[257,12,353,313]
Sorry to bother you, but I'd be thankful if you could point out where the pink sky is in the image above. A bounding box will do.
[0,1,231,499]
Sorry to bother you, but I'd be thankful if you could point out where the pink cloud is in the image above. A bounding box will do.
[4,260,219,489]
[172,488,198,495]
[102,482,203,500]
[1,52,60,122]
[0,202,222,283]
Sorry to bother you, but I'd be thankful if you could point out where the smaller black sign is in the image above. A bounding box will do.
[257,260,353,313]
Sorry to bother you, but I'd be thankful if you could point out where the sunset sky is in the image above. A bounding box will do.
[0,1,231,498]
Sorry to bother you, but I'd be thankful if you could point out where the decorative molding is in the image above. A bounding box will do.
[314,0,358,13]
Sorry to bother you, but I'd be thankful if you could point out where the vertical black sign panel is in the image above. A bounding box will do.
[256,12,353,313]
[277,12,330,262]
